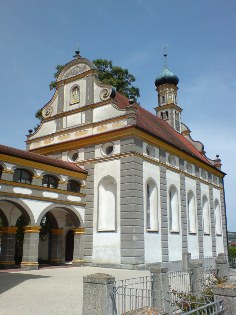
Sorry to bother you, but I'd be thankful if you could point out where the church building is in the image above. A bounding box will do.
[0,49,227,269]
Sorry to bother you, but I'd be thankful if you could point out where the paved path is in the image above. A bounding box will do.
[0,266,149,315]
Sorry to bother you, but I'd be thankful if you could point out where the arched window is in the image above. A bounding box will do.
[215,199,222,235]
[0,165,3,179]
[98,177,116,231]
[187,191,196,233]
[13,168,32,184]
[168,155,176,167]
[67,180,81,193]
[146,179,158,231]
[169,186,180,232]
[42,175,58,189]
[202,196,210,234]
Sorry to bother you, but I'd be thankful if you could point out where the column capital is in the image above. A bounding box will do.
[24,226,41,233]
[51,228,64,235]
[0,226,18,234]
[73,227,85,234]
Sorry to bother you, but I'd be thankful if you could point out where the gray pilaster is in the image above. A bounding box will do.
[120,137,144,265]
[21,226,40,270]
[73,228,84,264]
[0,227,17,268]
[180,174,188,255]
[196,180,204,258]
[160,165,168,263]
[120,155,144,264]
[220,182,228,257]
[209,186,217,257]
[57,86,64,113]
[85,109,93,124]
[83,146,95,262]
[85,75,94,105]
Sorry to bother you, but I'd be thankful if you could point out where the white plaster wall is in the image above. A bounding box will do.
[64,78,86,111]
[65,112,85,128]
[93,104,123,123]
[185,177,199,256]
[21,199,53,224]
[166,169,182,261]
[30,120,57,139]
[143,161,162,263]
[93,159,121,264]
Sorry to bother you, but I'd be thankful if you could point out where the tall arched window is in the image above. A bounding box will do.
[202,196,210,234]
[146,179,158,231]
[187,191,196,233]
[98,176,116,231]
[169,185,180,232]
[13,168,32,184]
[0,165,3,179]
[214,199,222,235]
[42,175,58,189]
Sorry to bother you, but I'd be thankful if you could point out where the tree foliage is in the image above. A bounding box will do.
[49,64,66,90]
[228,245,236,257]
[93,59,140,100]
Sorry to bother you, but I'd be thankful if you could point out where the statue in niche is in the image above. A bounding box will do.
[71,86,80,104]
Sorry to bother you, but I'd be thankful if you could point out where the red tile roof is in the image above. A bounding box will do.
[114,93,211,165]
[0,144,87,174]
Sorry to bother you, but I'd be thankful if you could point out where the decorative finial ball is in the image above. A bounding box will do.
[28,129,33,134]
[216,154,220,159]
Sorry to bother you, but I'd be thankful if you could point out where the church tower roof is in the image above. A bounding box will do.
[155,46,179,87]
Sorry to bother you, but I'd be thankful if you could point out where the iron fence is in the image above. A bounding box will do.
[168,270,191,293]
[111,275,155,315]
[182,299,225,314]
[229,256,236,268]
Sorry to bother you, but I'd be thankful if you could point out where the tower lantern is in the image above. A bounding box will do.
[154,47,182,132]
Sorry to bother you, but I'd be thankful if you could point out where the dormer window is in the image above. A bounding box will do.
[13,169,32,184]
[42,175,58,189]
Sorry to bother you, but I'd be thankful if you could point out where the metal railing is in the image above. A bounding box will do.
[168,270,191,293]
[229,256,236,268]
[182,299,225,314]
[111,275,155,315]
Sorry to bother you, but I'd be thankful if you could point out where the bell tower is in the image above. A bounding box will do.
[154,47,182,132]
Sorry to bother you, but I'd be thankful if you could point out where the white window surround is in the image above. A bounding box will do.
[97,176,117,232]
[169,185,180,233]
[146,179,158,232]
[214,199,222,236]
[202,196,210,235]
[187,191,197,234]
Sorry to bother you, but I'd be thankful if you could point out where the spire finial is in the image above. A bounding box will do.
[163,45,168,67]
[74,43,81,58]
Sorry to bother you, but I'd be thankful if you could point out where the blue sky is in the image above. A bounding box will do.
[0,0,235,230]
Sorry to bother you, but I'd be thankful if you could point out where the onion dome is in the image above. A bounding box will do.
[155,65,179,87]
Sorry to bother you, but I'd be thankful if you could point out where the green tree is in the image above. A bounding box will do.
[228,245,236,257]
[49,64,66,90]
[93,59,140,100]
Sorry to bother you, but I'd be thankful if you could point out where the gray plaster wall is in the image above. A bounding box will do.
[85,75,94,106]
[120,137,144,265]
[180,173,188,253]
[220,184,228,256]
[83,146,95,262]
[196,178,204,258]
[160,164,168,263]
